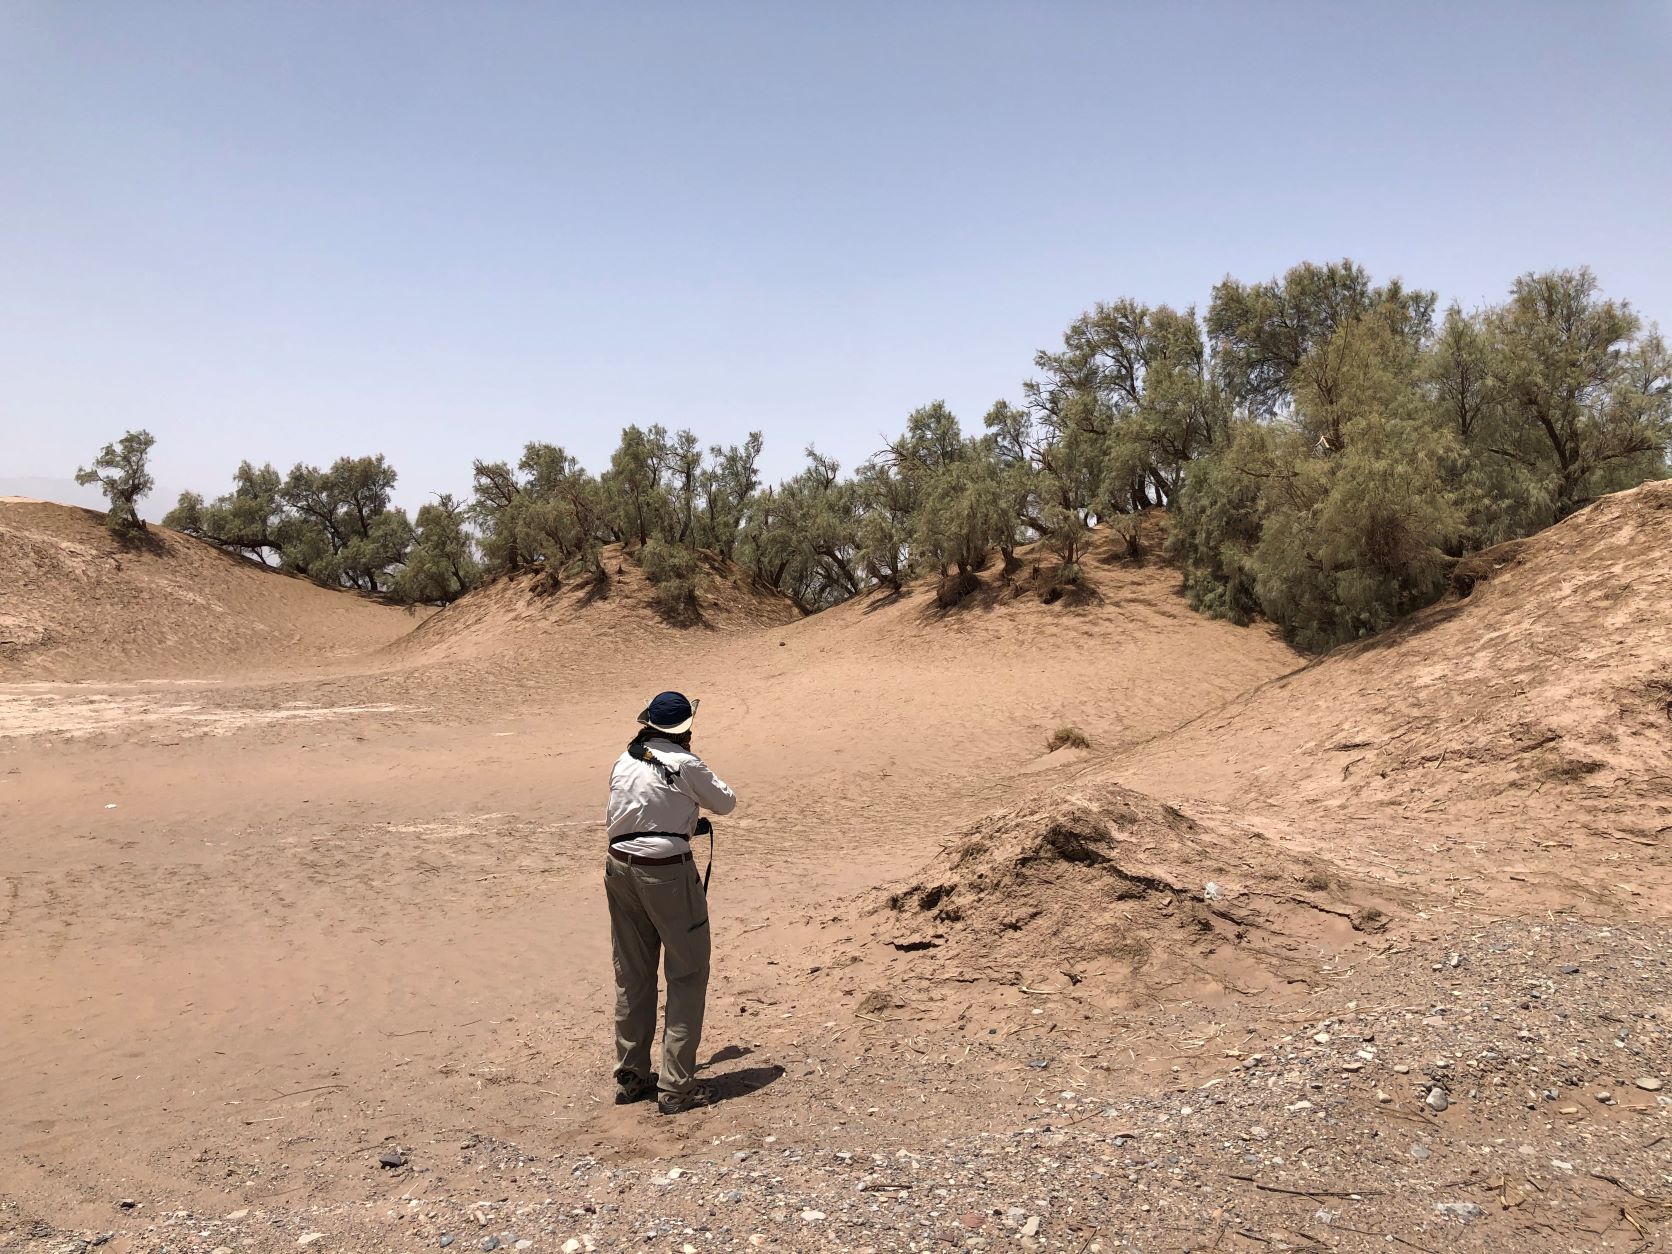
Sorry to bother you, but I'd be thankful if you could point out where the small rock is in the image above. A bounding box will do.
[440,1239,455,1250]
[480,1239,500,1253]
[298,1238,326,1249]
[1558,963,1580,975]
[1020,1215,1041,1237]
[800,1209,826,1222]
[1410,1144,1430,1161]
[1425,1087,1450,1113]
[516,1243,533,1252]
[1434,1202,1484,1222]
[1204,882,1222,901]
[1312,1032,1331,1045]
[667,1166,684,1179]
[378,1150,408,1169]
[724,1190,742,1203]
[211,1247,233,1254]
[749,1236,767,1247]
[560,1241,580,1254]
[1026,1060,1049,1070]
[225,1210,249,1221]
[1635,1077,1664,1092]
[117,1201,136,1211]
[959,1212,986,1229]
[1375,1090,1392,1104]
[1595,1090,1614,1103]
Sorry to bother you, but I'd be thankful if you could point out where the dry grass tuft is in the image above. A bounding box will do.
[1046,725,1091,752]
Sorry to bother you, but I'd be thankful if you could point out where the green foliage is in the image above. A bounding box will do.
[912,435,1008,580]
[639,536,700,619]
[165,461,285,563]
[1207,260,1435,417]
[1165,423,1267,624]
[392,494,480,604]
[278,455,413,593]
[162,258,1667,647]
[76,430,156,534]
[1489,267,1671,518]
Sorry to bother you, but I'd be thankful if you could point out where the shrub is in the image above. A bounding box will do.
[1046,725,1091,752]
[640,538,700,621]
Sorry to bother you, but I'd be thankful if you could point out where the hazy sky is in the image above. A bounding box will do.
[4,2,1670,513]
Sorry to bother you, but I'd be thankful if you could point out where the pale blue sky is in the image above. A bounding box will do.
[3,2,1670,513]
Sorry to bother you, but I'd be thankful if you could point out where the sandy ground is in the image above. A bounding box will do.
[2,498,1669,1253]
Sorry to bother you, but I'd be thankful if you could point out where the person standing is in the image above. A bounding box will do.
[604,691,736,1114]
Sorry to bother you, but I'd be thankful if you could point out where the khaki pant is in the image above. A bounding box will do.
[604,853,710,1095]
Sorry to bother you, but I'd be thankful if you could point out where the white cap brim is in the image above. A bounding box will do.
[644,716,694,734]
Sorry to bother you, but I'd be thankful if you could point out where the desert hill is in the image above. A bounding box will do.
[384,542,801,669]
[1115,479,1672,844]
[742,513,1302,767]
[0,498,417,681]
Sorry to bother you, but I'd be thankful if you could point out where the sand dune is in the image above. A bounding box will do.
[0,500,418,681]
[2,489,1668,1251]
[1116,480,1672,842]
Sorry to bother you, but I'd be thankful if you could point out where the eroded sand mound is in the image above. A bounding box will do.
[0,499,416,681]
[384,544,801,667]
[850,780,1397,1008]
[1120,480,1672,840]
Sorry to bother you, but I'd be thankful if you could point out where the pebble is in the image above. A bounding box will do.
[378,1150,408,1169]
[440,1239,455,1250]
[1636,1077,1664,1092]
[1026,1059,1049,1069]
[516,1243,533,1252]
[959,1212,986,1229]
[298,1238,325,1249]
[1434,1202,1485,1222]
[1426,1087,1450,1112]
[1410,1144,1430,1161]
[225,1210,249,1221]
[749,1236,767,1246]
[480,1239,499,1252]
[800,1210,826,1222]
[1020,1216,1041,1237]
[1375,1090,1392,1104]
[210,1247,233,1254]
[561,1241,581,1254]
[1558,964,1580,975]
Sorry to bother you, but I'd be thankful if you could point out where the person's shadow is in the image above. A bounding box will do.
[698,1046,784,1104]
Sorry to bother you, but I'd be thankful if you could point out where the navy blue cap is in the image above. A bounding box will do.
[638,691,695,733]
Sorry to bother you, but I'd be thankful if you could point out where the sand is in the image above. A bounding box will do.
[1,496,1668,1252]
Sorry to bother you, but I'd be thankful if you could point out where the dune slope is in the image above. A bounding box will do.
[0,499,417,681]
[1116,479,1672,841]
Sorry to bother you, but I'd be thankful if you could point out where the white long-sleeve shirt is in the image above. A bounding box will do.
[606,736,737,858]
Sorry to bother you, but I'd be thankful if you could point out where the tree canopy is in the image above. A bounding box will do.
[139,260,1665,638]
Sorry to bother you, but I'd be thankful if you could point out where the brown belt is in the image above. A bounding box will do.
[609,847,693,867]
